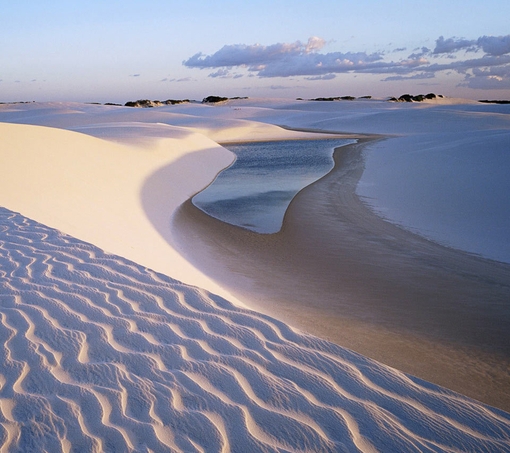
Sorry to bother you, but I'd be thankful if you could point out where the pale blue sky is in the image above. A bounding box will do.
[1,0,509,102]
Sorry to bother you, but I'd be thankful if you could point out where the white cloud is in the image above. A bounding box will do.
[305,36,326,52]
[184,34,510,91]
[207,69,243,79]
[184,37,327,70]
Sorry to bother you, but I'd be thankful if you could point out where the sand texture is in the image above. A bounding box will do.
[1,208,509,452]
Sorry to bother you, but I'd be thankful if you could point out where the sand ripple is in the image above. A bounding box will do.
[0,207,509,452]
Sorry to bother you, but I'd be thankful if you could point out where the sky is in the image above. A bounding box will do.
[1,0,510,103]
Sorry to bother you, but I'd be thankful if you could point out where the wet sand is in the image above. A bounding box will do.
[172,137,510,412]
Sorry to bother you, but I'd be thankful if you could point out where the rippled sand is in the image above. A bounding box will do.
[1,207,510,451]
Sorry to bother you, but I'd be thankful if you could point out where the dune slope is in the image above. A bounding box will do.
[1,207,509,452]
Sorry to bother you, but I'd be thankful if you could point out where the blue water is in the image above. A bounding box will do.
[192,138,355,233]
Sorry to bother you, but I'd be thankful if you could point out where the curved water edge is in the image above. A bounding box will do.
[192,130,510,262]
[191,138,356,233]
[171,136,510,412]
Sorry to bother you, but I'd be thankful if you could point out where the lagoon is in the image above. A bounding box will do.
[192,138,355,233]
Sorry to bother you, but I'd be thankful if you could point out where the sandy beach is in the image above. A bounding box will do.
[1,99,509,451]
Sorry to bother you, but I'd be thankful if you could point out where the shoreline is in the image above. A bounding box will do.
[172,136,510,412]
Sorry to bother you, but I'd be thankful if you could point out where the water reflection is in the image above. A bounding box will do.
[192,138,355,233]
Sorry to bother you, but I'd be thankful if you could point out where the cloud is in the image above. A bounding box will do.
[208,68,231,78]
[161,77,196,83]
[208,69,243,79]
[433,35,510,57]
[382,73,435,82]
[305,74,336,81]
[461,75,510,90]
[460,65,510,89]
[407,47,430,59]
[184,37,327,70]
[269,84,307,90]
[129,74,141,77]
[477,35,510,56]
[433,36,476,54]
[184,38,383,78]
[184,34,510,91]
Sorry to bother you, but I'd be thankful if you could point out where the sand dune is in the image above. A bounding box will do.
[1,100,510,451]
[0,102,355,302]
[1,207,509,452]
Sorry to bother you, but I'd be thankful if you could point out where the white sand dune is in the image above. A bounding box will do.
[1,207,509,452]
[0,115,240,308]
[0,102,352,302]
[1,99,510,451]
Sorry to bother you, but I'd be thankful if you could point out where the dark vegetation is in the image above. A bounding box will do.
[122,96,249,107]
[202,96,228,104]
[202,96,248,104]
[124,99,191,108]
[0,101,35,105]
[297,95,371,101]
[309,96,356,101]
[16,94,510,109]
[389,93,443,102]
[165,99,191,105]
[479,99,510,104]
